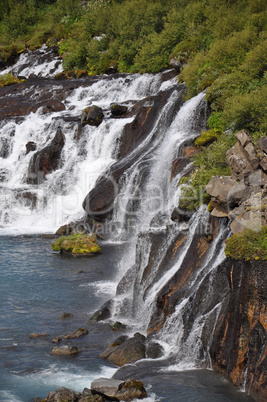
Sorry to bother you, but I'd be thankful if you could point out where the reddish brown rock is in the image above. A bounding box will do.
[210,259,267,402]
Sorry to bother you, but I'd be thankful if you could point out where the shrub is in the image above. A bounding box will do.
[225,226,267,260]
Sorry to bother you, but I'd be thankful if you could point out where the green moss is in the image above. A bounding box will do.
[51,234,101,256]
[0,73,24,87]
[225,226,267,260]
[194,129,220,147]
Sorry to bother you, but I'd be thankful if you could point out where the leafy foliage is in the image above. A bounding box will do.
[179,133,236,211]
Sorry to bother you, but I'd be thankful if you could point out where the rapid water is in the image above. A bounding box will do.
[0,49,255,401]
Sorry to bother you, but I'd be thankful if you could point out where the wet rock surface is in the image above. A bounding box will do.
[27,127,65,184]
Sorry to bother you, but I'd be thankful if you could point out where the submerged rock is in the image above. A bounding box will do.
[29,332,49,339]
[51,345,79,356]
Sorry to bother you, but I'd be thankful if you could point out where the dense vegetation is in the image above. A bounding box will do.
[0,0,266,211]
[225,226,267,260]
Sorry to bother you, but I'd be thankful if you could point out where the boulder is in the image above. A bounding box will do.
[91,378,125,398]
[43,100,66,113]
[210,205,228,218]
[63,328,89,339]
[226,142,255,180]
[111,104,128,117]
[29,332,49,339]
[100,333,146,366]
[205,176,237,205]
[146,341,164,359]
[227,183,251,208]
[51,345,79,356]
[81,105,104,127]
[91,378,147,401]
[27,127,65,184]
[90,299,113,322]
[44,387,81,402]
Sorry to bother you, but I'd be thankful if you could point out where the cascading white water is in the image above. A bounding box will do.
[0,45,63,78]
[0,54,181,235]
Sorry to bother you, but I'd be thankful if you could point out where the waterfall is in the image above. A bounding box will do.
[0,48,229,374]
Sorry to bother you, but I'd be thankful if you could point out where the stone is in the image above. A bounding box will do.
[51,345,79,356]
[90,300,113,322]
[29,332,49,339]
[205,176,237,204]
[91,378,147,401]
[257,137,267,153]
[101,333,146,366]
[91,378,125,397]
[63,328,89,339]
[26,141,36,154]
[43,100,66,113]
[27,127,65,184]
[81,105,104,127]
[245,169,267,188]
[113,379,147,401]
[60,312,74,319]
[44,387,81,402]
[111,104,128,117]
[99,336,128,359]
[146,341,164,359]
[181,145,201,158]
[260,156,267,172]
[170,157,190,181]
[227,183,251,208]
[244,142,259,170]
[235,129,252,148]
[226,142,254,180]
[210,205,228,218]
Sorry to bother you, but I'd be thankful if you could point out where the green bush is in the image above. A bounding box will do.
[225,226,267,260]
[51,233,101,255]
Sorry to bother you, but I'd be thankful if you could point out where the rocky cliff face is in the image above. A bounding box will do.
[210,259,267,402]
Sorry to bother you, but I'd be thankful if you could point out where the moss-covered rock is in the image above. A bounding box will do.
[51,234,101,256]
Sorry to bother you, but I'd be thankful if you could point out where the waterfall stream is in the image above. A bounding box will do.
[0,48,254,402]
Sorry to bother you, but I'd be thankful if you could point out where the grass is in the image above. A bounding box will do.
[225,226,267,260]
